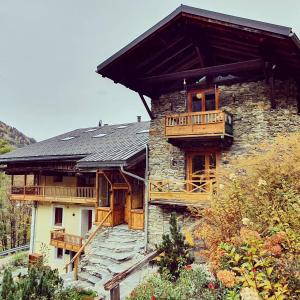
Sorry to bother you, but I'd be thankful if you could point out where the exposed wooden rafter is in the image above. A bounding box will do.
[139,58,264,84]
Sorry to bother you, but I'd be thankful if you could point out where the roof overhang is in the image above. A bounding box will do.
[96,5,300,97]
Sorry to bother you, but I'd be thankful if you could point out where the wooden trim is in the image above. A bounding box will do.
[139,59,264,83]
[104,250,162,291]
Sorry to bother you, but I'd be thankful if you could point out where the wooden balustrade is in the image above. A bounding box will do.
[50,229,83,252]
[10,185,96,204]
[165,110,233,138]
[149,178,214,203]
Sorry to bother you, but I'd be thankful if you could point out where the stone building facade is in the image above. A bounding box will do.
[147,79,300,247]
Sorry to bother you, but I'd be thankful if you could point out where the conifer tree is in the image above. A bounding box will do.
[156,213,194,281]
[1,268,15,300]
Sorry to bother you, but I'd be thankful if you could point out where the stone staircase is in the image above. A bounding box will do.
[73,225,146,298]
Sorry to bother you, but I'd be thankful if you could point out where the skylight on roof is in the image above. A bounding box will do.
[84,128,98,132]
[92,133,107,138]
[117,125,127,129]
[60,136,76,141]
[137,129,149,134]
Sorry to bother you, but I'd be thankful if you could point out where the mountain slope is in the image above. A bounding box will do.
[0,121,35,148]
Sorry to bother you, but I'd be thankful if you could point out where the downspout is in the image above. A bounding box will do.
[120,145,149,252]
[30,201,38,253]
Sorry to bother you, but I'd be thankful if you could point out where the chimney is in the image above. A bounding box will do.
[137,116,141,123]
[98,120,102,127]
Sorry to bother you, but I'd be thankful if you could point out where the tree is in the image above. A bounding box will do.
[0,139,12,155]
[1,269,15,300]
[156,213,194,281]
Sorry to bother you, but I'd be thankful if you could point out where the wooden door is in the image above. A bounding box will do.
[112,190,126,226]
[187,152,217,192]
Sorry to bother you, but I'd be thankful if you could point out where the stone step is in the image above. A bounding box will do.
[78,272,104,286]
[90,250,136,262]
[80,265,112,278]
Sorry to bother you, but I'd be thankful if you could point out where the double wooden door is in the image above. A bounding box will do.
[186,152,217,192]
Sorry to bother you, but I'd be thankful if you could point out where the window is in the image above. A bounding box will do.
[60,136,76,141]
[54,207,63,226]
[55,248,63,259]
[53,175,63,183]
[98,175,110,207]
[92,133,106,138]
[188,89,220,112]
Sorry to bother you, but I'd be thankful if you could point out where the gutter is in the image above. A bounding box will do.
[120,145,149,251]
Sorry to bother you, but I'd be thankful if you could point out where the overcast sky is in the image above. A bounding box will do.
[1,0,299,141]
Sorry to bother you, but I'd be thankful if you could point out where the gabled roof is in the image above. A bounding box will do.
[0,121,150,168]
[96,5,300,97]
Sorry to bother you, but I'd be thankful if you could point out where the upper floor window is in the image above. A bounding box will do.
[54,207,63,227]
[188,88,220,112]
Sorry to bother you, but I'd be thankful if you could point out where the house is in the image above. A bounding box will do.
[0,120,149,273]
[0,4,300,294]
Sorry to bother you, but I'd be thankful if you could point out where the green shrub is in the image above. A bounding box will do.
[0,265,97,300]
[10,252,28,268]
[1,268,15,300]
[127,267,225,300]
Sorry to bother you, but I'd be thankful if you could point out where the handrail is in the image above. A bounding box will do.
[65,210,112,280]
[149,178,215,194]
[166,110,226,126]
[11,185,96,199]
[104,249,162,299]
[50,230,82,247]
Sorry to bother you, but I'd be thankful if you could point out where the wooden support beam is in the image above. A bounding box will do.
[297,81,300,115]
[270,74,276,109]
[138,93,154,120]
[138,58,264,84]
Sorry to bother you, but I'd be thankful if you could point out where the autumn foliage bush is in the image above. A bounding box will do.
[194,133,300,299]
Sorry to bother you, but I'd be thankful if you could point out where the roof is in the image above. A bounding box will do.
[0,121,150,168]
[96,5,300,97]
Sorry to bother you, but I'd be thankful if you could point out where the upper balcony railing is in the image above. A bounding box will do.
[165,110,233,139]
[50,229,83,252]
[10,186,96,204]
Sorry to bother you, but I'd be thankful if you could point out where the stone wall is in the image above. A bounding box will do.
[147,79,300,248]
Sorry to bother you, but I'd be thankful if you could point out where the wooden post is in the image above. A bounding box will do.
[110,285,120,300]
[270,74,276,109]
[73,256,79,280]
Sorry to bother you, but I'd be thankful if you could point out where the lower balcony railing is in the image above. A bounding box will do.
[50,229,83,252]
[10,186,96,204]
[149,179,214,203]
[165,110,233,138]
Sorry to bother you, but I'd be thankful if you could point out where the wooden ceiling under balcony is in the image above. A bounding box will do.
[97,5,300,98]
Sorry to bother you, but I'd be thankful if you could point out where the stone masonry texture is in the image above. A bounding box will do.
[147,79,300,248]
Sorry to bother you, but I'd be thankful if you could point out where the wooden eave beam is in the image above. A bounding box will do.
[138,58,264,84]
[138,93,154,120]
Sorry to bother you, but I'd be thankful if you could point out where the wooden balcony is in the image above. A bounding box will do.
[149,178,214,206]
[10,186,96,205]
[50,229,83,252]
[165,110,233,143]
